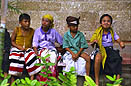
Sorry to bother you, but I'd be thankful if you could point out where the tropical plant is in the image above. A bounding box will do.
[10,54,77,86]
[106,75,123,86]
[0,0,21,71]
[84,75,96,86]
[0,70,10,86]
[0,0,22,13]
[35,54,61,86]
[84,75,123,86]
[58,67,77,86]
[0,54,123,86]
[35,54,77,86]
[11,77,41,86]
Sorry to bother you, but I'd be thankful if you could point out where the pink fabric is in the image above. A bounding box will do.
[36,48,59,82]
[36,65,58,82]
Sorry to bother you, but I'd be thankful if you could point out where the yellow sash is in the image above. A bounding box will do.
[90,26,114,69]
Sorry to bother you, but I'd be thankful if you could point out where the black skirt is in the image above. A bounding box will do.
[104,47,122,76]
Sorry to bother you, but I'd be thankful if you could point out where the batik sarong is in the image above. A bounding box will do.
[36,48,58,81]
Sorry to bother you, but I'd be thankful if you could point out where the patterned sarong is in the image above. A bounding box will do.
[63,51,86,76]
[36,48,58,81]
[9,48,42,76]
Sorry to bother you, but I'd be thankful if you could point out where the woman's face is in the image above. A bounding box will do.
[101,16,111,29]
[42,18,51,30]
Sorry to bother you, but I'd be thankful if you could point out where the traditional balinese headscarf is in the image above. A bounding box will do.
[66,16,80,26]
[42,14,54,28]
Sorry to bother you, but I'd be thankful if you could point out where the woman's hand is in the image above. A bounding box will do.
[91,40,98,48]
[120,42,125,49]
[18,46,25,51]
[93,40,98,43]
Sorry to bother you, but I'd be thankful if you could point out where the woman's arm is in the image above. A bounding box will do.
[33,47,38,56]
[116,38,125,49]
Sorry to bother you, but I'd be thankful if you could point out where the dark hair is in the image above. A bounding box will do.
[19,13,30,22]
[66,16,80,26]
[100,14,113,24]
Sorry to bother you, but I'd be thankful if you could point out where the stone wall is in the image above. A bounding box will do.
[0,1,131,85]
[1,0,130,41]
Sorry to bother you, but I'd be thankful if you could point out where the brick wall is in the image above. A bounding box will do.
[0,1,130,85]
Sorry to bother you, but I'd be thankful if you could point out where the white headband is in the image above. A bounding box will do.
[70,21,77,24]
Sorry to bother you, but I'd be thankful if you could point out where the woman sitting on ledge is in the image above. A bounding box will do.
[90,14,125,86]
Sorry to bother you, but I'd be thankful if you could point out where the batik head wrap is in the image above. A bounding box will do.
[42,14,54,28]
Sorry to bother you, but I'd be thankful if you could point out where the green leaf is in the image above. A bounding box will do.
[58,73,68,82]
[39,73,48,77]
[0,70,3,73]
[41,68,47,72]
[40,81,46,85]
[106,75,115,81]
[84,81,89,86]
[61,83,68,86]
[31,80,38,86]
[35,81,41,86]
[70,75,76,80]
[113,78,123,85]
[20,79,26,84]
[0,79,8,86]
[64,81,72,86]
[17,83,25,86]
[85,75,96,86]
[113,81,122,85]
[42,60,46,63]
[52,83,61,86]
[0,73,4,77]
[15,79,21,84]
[36,56,41,58]
[47,70,52,74]
[70,67,76,71]
[44,54,50,59]
[115,78,123,82]
[70,75,77,85]
[46,63,55,66]
[48,76,56,80]
[7,1,22,14]
[106,83,113,86]
[113,75,116,80]
[35,63,44,66]
[25,77,31,84]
